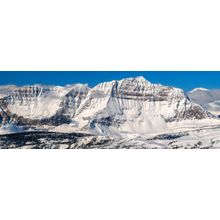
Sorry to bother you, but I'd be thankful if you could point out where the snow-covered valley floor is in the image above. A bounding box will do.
[1,119,220,149]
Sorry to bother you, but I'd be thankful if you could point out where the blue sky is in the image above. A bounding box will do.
[0,71,220,91]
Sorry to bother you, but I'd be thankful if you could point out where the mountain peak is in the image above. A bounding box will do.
[189,88,208,93]
[134,76,147,81]
[119,76,151,85]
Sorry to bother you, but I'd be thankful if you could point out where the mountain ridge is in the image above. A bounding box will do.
[0,76,215,136]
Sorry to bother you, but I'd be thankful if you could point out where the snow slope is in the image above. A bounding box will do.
[2,119,220,148]
[0,124,24,135]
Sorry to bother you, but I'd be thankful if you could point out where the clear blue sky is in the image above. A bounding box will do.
[0,71,220,91]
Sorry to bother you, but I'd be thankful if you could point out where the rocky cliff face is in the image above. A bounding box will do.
[0,77,213,136]
[2,84,89,120]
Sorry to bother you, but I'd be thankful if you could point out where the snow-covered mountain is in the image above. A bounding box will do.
[188,88,220,117]
[4,84,89,120]
[0,76,220,148]
[0,76,216,139]
[72,76,211,136]
[0,76,213,136]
